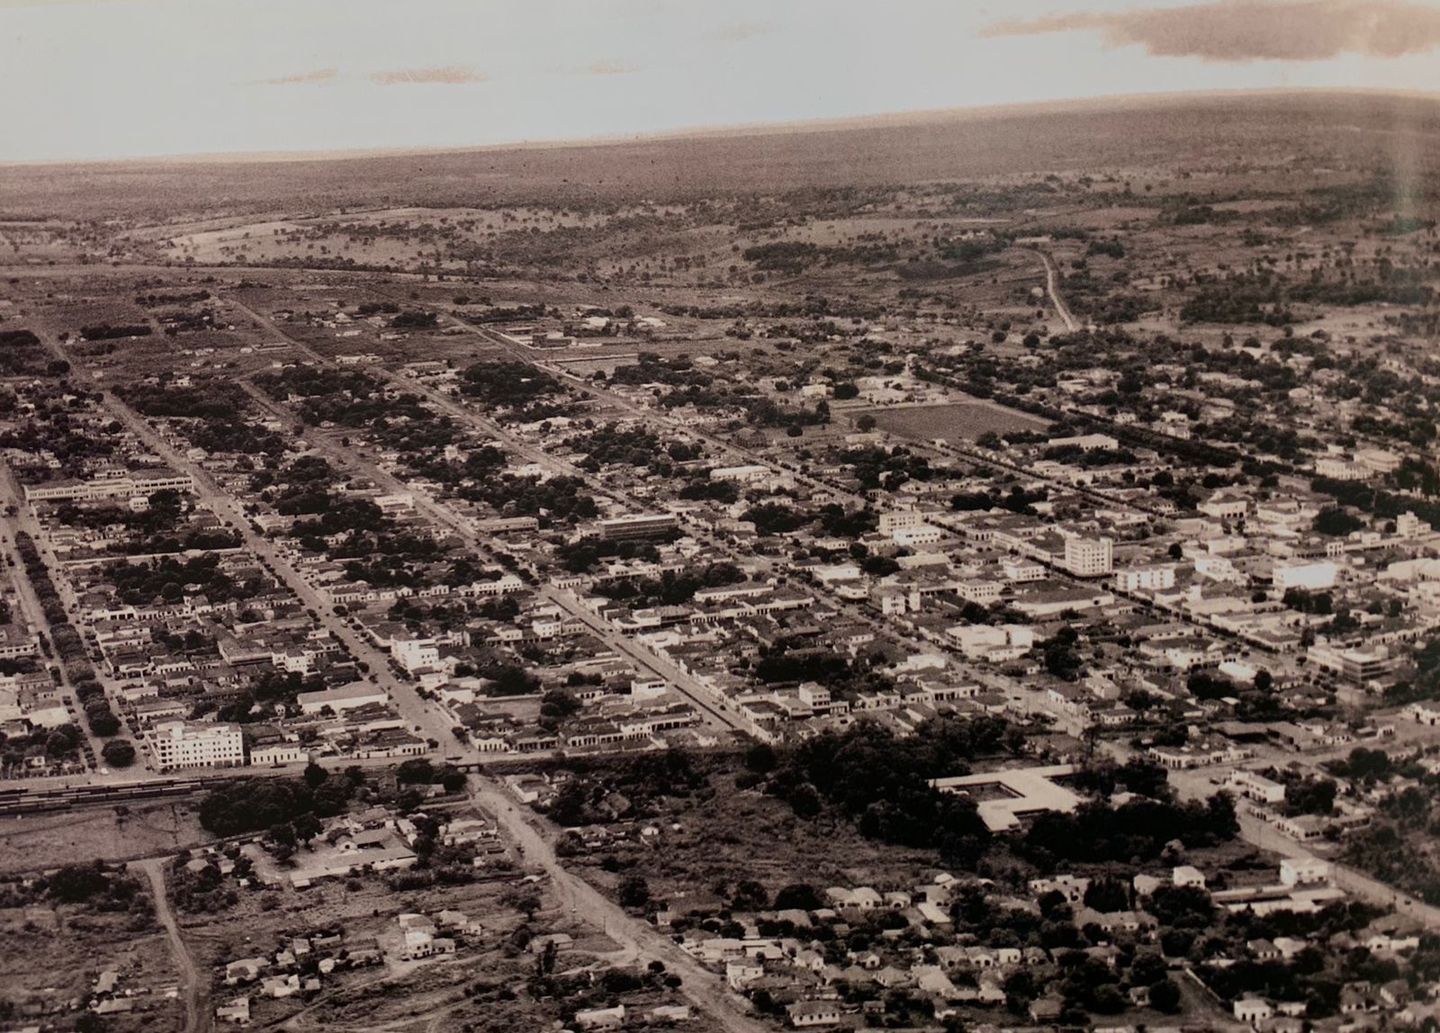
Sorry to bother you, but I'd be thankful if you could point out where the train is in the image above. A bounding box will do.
[0,777,206,816]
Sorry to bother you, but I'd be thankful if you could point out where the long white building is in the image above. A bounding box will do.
[147,721,245,772]
[24,470,195,503]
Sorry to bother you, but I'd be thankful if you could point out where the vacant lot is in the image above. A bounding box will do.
[0,801,210,874]
[1,866,181,1033]
[868,400,1049,442]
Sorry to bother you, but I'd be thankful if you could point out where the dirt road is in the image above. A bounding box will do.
[469,780,771,1033]
[137,856,211,1033]
[1021,247,1078,331]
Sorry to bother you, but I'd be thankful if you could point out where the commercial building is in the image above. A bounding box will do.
[595,513,679,542]
[708,465,770,484]
[297,682,390,716]
[1062,536,1113,577]
[1306,642,1397,683]
[1114,565,1176,592]
[147,721,245,772]
[24,470,196,503]
[1273,561,1338,591]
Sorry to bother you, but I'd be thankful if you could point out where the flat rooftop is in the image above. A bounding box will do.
[930,763,1081,832]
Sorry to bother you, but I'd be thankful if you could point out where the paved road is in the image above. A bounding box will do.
[85,380,453,747]
[541,587,743,736]
[136,856,211,1033]
[0,421,111,771]
[224,300,749,737]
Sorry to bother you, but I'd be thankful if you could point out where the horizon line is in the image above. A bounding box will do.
[4,85,1438,171]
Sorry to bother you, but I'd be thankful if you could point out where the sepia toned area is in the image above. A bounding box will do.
[0,80,1439,1033]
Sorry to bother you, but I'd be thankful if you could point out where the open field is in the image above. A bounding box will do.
[0,802,210,874]
[1,865,182,1033]
[866,401,1051,442]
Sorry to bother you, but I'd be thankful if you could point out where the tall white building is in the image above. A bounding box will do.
[147,721,245,772]
[878,509,924,535]
[1063,536,1113,577]
[392,637,441,673]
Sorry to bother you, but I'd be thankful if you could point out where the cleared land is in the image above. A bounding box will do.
[866,401,1050,442]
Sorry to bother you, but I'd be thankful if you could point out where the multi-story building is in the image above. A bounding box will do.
[147,721,245,772]
[1114,565,1176,592]
[595,513,679,541]
[1062,536,1113,577]
[1306,642,1397,684]
[878,509,924,535]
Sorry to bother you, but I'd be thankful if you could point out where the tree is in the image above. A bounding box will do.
[302,760,328,789]
[48,861,110,902]
[744,742,777,774]
[773,883,822,911]
[1149,978,1182,1013]
[731,879,769,910]
[396,758,435,784]
[1313,507,1364,537]
[538,688,581,725]
[86,707,120,737]
[1083,877,1130,913]
[101,739,136,768]
[292,811,323,845]
[856,413,877,432]
[1130,952,1168,987]
[618,874,651,909]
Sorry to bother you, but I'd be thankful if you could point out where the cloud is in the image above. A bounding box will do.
[585,60,638,75]
[258,67,338,86]
[981,0,1440,62]
[710,20,772,42]
[368,65,487,85]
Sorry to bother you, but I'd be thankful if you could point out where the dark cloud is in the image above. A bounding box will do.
[368,66,487,85]
[258,67,338,86]
[981,0,1440,61]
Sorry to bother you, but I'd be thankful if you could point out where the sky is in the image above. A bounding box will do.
[1,0,1438,163]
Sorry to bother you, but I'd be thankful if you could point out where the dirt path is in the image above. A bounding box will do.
[1021,246,1078,331]
[136,857,211,1033]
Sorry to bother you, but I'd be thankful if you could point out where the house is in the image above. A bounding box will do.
[1172,865,1207,888]
[650,1004,692,1022]
[215,998,251,1025]
[726,960,764,989]
[788,1000,843,1027]
[224,958,268,986]
[260,974,300,999]
[1279,858,1330,887]
[1236,997,1275,1024]
[575,1005,627,1030]
[1249,939,1281,961]
[1030,995,1065,1022]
